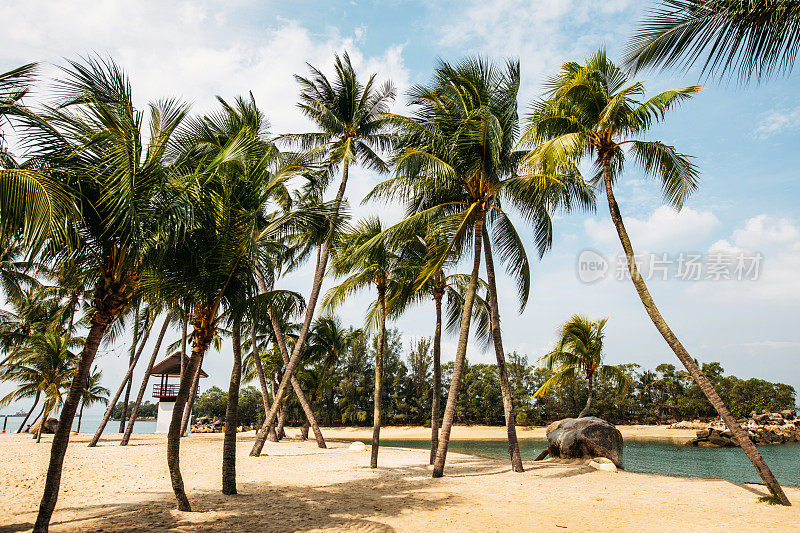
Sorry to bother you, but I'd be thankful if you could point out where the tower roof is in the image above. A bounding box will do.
[151,352,208,378]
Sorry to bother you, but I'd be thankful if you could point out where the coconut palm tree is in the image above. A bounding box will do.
[534,316,628,418]
[19,56,189,531]
[323,217,405,468]
[367,57,591,477]
[250,53,395,456]
[0,332,80,441]
[626,0,800,83]
[76,366,109,432]
[521,48,789,505]
[145,94,316,509]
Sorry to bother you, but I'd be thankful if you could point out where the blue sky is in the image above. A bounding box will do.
[2,0,799,413]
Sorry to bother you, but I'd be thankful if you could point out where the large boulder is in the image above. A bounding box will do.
[545,417,624,468]
[28,417,59,435]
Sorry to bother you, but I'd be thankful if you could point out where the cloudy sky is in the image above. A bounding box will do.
[2,0,799,414]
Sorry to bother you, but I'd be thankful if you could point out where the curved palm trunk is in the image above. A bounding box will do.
[89,321,153,447]
[265,304,326,448]
[433,215,484,478]
[167,325,211,512]
[276,402,288,440]
[180,354,204,437]
[222,320,242,495]
[370,286,387,468]
[121,313,173,445]
[36,402,52,443]
[602,159,790,505]
[578,375,593,418]
[250,160,349,456]
[76,401,84,433]
[34,299,121,532]
[430,293,442,465]
[482,231,524,472]
[249,317,277,441]
[17,390,40,433]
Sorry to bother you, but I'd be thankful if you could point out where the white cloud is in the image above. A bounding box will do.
[584,205,721,251]
[753,106,800,139]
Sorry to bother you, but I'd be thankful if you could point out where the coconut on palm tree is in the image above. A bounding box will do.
[521,48,789,505]
[534,316,628,418]
[250,53,395,456]
[625,0,800,83]
[367,57,592,477]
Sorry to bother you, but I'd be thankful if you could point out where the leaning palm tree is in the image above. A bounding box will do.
[22,56,189,531]
[521,48,790,505]
[626,0,800,83]
[323,217,403,468]
[76,366,109,432]
[250,53,395,456]
[534,316,628,418]
[366,57,591,477]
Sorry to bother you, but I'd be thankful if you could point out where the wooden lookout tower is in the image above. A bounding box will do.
[150,351,207,433]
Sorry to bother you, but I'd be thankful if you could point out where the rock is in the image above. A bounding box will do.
[696,429,711,438]
[708,435,736,447]
[781,410,795,420]
[349,441,367,451]
[545,417,624,468]
[588,457,618,472]
[27,417,58,435]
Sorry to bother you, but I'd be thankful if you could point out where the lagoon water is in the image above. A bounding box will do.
[5,415,156,435]
[367,438,800,487]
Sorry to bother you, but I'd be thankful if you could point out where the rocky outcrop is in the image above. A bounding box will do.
[27,417,58,435]
[191,416,254,433]
[689,409,799,447]
[544,417,624,468]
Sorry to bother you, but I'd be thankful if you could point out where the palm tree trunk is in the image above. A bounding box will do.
[167,325,210,512]
[249,316,277,441]
[121,312,173,445]
[222,320,242,495]
[579,375,593,418]
[268,378,280,442]
[433,214,484,478]
[259,275,326,448]
[34,302,118,532]
[89,319,153,447]
[430,292,442,465]
[265,306,325,447]
[36,403,52,443]
[180,316,187,380]
[250,160,349,456]
[119,306,142,433]
[276,401,288,440]
[76,401,84,433]
[370,286,387,469]
[482,230,524,473]
[180,353,204,437]
[601,158,790,505]
[17,390,40,433]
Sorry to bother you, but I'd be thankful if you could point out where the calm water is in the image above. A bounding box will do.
[4,415,156,434]
[362,438,800,487]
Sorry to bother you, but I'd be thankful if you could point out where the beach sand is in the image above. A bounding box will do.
[1,427,797,532]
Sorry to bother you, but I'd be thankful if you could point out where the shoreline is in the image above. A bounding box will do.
[3,431,798,531]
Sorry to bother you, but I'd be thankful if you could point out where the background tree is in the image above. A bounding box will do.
[76,366,109,432]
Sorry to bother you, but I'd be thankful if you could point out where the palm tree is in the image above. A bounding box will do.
[0,332,79,442]
[250,53,395,456]
[521,48,790,505]
[367,57,591,477]
[302,316,361,438]
[76,367,109,432]
[534,316,628,418]
[145,94,312,509]
[19,56,189,531]
[625,0,800,83]
[324,217,403,468]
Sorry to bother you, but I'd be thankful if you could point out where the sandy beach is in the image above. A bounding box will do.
[1,427,798,532]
